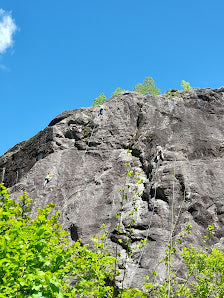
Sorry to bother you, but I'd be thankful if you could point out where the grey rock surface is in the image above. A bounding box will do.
[0,88,224,288]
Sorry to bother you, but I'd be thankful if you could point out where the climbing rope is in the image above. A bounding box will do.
[59,117,100,223]
[33,132,50,204]
[145,153,191,288]
[1,167,5,183]
[16,169,19,184]
[128,161,159,287]
[167,157,176,296]
[137,162,159,264]
[169,153,191,238]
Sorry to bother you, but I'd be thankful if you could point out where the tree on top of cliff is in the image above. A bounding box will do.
[92,93,107,106]
[133,77,161,95]
[112,87,125,96]
[92,77,161,106]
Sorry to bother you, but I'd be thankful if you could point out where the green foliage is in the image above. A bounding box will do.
[164,89,181,99]
[112,87,125,96]
[2,166,224,298]
[181,80,192,91]
[117,288,148,297]
[0,183,149,297]
[92,78,193,106]
[181,80,192,102]
[83,126,91,138]
[145,224,224,298]
[92,77,160,106]
[113,158,148,294]
[133,77,161,95]
[92,93,107,106]
[0,184,116,297]
[179,245,224,297]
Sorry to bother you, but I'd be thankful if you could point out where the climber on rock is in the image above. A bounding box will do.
[98,105,103,116]
[155,144,164,162]
[44,173,52,186]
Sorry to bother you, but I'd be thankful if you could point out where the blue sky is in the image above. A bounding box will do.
[0,0,224,156]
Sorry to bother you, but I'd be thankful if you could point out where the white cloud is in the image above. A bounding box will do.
[0,9,17,54]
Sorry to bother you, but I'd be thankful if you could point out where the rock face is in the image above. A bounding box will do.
[1,88,224,288]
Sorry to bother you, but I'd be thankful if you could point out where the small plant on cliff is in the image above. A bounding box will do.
[181,80,192,102]
[181,80,192,91]
[165,89,181,99]
[112,87,126,96]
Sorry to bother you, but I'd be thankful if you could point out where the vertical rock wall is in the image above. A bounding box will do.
[0,88,224,287]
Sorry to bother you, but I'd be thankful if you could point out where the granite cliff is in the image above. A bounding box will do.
[0,87,224,287]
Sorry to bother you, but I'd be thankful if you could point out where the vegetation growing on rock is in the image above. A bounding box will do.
[1,183,224,297]
[92,76,161,106]
[92,76,193,106]
[1,86,224,297]
[112,87,126,96]
[92,93,107,106]
[181,80,192,91]
[0,184,116,297]
[133,77,161,95]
